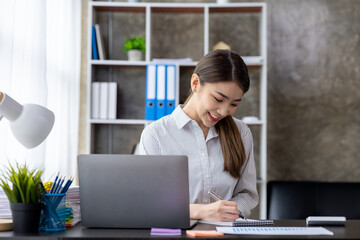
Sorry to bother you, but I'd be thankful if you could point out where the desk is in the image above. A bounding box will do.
[1,220,360,239]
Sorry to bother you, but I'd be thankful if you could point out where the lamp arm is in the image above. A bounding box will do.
[0,91,23,121]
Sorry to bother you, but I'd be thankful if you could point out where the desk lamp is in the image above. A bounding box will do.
[0,91,55,149]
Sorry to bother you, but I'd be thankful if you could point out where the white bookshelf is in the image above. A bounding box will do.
[87,1,267,219]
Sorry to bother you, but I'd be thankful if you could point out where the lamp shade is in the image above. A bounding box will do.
[0,91,55,149]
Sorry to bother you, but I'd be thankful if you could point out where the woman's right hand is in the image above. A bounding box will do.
[190,200,240,222]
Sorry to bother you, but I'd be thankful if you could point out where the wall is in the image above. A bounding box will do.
[78,0,360,181]
[267,0,360,181]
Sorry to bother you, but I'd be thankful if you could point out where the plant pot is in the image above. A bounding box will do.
[127,49,143,61]
[10,203,41,233]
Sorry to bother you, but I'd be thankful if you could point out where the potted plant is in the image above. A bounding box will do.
[123,36,145,61]
[0,162,44,233]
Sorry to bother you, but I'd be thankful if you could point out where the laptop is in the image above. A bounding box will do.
[78,154,197,229]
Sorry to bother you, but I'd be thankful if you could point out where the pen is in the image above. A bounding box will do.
[208,191,246,220]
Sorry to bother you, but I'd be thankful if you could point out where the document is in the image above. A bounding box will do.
[216,227,334,236]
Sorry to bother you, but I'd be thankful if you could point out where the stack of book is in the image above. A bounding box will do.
[92,24,106,60]
[0,189,11,219]
[65,186,81,227]
[91,82,117,119]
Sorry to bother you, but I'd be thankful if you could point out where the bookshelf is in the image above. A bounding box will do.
[87,1,267,219]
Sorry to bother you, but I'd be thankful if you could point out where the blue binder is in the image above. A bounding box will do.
[155,65,166,120]
[92,25,98,60]
[145,65,157,120]
[166,65,176,115]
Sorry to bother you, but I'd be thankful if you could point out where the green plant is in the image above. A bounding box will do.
[0,162,44,203]
[123,36,145,53]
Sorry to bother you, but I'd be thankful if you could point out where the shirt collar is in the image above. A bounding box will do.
[171,105,219,140]
[172,105,192,129]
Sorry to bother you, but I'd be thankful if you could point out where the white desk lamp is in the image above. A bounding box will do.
[0,91,55,149]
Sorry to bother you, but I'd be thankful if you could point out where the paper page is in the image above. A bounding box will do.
[216,227,333,236]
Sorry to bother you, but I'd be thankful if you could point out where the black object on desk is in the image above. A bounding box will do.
[267,181,360,219]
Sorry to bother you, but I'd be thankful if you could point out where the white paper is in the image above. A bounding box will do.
[216,227,334,236]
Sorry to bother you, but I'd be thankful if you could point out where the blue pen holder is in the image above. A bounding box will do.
[39,193,66,231]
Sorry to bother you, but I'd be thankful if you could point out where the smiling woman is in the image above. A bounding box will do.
[138,49,258,222]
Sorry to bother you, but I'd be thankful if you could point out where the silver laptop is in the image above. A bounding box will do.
[78,154,196,229]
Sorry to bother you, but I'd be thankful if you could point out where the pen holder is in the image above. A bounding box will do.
[39,193,66,231]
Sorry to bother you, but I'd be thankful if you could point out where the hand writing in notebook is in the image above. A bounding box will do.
[191,191,240,222]
[208,191,246,220]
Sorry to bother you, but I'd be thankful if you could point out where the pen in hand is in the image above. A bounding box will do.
[208,191,246,220]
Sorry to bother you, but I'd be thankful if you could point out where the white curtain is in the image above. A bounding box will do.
[0,0,81,183]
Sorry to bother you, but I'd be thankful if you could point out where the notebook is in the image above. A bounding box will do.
[78,154,197,229]
[199,218,274,227]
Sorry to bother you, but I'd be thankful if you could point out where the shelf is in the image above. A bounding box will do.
[90,57,262,67]
[90,118,263,126]
[90,60,148,66]
[90,119,149,125]
[91,2,265,14]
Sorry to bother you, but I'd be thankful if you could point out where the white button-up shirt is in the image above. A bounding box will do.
[138,105,258,217]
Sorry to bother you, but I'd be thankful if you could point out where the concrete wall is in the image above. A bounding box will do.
[267,0,360,181]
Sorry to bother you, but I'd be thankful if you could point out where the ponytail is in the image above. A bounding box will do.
[215,116,245,179]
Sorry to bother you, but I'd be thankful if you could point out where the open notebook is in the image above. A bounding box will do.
[199,218,274,227]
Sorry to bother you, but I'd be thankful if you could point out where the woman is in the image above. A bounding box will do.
[138,49,258,222]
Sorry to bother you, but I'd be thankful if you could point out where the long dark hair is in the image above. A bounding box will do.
[192,49,250,179]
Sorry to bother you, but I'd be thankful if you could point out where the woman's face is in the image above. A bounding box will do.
[194,79,244,128]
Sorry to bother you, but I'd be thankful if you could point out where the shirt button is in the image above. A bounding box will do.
[205,175,210,179]
[202,153,206,157]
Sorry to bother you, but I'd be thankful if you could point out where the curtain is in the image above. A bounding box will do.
[0,0,81,183]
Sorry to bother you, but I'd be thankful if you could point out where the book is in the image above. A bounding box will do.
[199,218,274,227]
[107,82,117,119]
[91,25,98,60]
[91,82,100,119]
[99,82,108,119]
[94,24,106,60]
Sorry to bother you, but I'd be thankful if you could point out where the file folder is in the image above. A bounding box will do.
[145,65,156,120]
[156,65,166,120]
[166,65,176,115]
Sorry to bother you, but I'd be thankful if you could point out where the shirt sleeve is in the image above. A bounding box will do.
[138,125,162,155]
[230,124,259,217]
